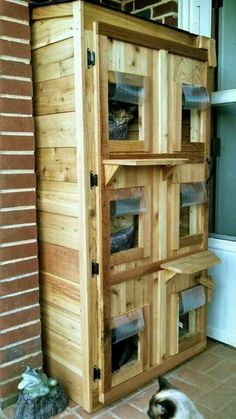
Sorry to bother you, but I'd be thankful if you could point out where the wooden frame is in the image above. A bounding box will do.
[31,0,218,413]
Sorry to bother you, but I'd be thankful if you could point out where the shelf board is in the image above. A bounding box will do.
[103,158,189,166]
[211,89,236,106]
[160,250,220,275]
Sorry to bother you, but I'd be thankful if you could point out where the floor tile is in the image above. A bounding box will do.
[171,366,218,391]
[126,383,157,410]
[197,384,235,411]
[185,350,222,373]
[206,359,236,381]
[222,373,236,388]
[111,402,147,418]
[211,344,236,363]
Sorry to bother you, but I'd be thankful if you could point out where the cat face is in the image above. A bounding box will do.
[109,108,134,125]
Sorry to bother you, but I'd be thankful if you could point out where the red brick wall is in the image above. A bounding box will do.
[123,0,178,26]
[0,0,42,410]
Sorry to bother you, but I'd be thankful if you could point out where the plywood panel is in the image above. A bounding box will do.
[36,148,77,182]
[38,211,79,250]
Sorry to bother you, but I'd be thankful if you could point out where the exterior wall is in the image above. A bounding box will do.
[123,0,178,26]
[0,0,42,410]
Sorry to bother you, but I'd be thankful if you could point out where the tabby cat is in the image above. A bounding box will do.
[109,105,136,140]
[147,376,204,419]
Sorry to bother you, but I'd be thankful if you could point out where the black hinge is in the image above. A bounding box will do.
[211,137,221,157]
[91,260,99,277]
[212,0,223,8]
[87,49,96,68]
[90,171,98,189]
[93,366,101,381]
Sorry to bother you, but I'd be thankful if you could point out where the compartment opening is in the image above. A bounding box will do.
[182,109,191,144]
[108,72,144,141]
[110,193,146,254]
[112,335,138,372]
[180,206,190,237]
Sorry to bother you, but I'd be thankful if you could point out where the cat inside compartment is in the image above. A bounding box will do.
[108,98,139,141]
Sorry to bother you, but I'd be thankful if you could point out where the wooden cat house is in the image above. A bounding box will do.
[31,1,220,413]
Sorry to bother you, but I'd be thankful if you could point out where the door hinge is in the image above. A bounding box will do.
[87,49,96,68]
[90,171,98,189]
[93,366,101,381]
[92,260,99,277]
[212,0,223,8]
[211,137,221,157]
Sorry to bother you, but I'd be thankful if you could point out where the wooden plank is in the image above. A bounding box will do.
[43,354,83,406]
[36,148,77,182]
[37,180,78,217]
[38,242,80,284]
[161,250,220,274]
[97,23,208,62]
[179,233,203,248]
[39,271,80,314]
[37,211,79,250]
[41,302,81,345]
[31,17,73,50]
[172,163,205,183]
[169,294,179,356]
[32,3,73,20]
[168,183,180,251]
[35,112,76,148]
[32,38,74,82]
[103,158,188,166]
[155,50,168,153]
[34,75,75,116]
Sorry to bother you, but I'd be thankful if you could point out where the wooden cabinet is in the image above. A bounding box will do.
[31,1,219,412]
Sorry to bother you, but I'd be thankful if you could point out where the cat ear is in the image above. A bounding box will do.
[157,376,175,391]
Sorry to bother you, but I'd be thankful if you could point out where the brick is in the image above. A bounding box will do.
[153,1,178,17]
[0,191,36,208]
[0,290,39,313]
[124,1,134,12]
[0,257,38,280]
[0,79,32,96]
[102,0,122,10]
[134,8,151,18]
[0,354,42,381]
[0,274,39,297]
[0,337,42,364]
[0,1,29,22]
[0,135,35,151]
[164,15,178,27]
[0,20,30,40]
[0,173,36,189]
[0,209,36,226]
[0,155,34,170]
[0,98,32,115]
[1,226,37,244]
[0,60,32,78]
[0,242,38,262]
[0,321,41,347]
[0,306,40,331]
[0,377,20,398]
[134,0,161,10]
[0,39,30,60]
[0,116,34,133]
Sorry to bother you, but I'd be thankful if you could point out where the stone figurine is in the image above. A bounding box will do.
[14,366,68,419]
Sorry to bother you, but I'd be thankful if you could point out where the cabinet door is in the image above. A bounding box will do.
[168,55,210,154]
[96,34,154,156]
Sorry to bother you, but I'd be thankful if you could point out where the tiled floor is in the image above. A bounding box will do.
[2,339,236,419]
